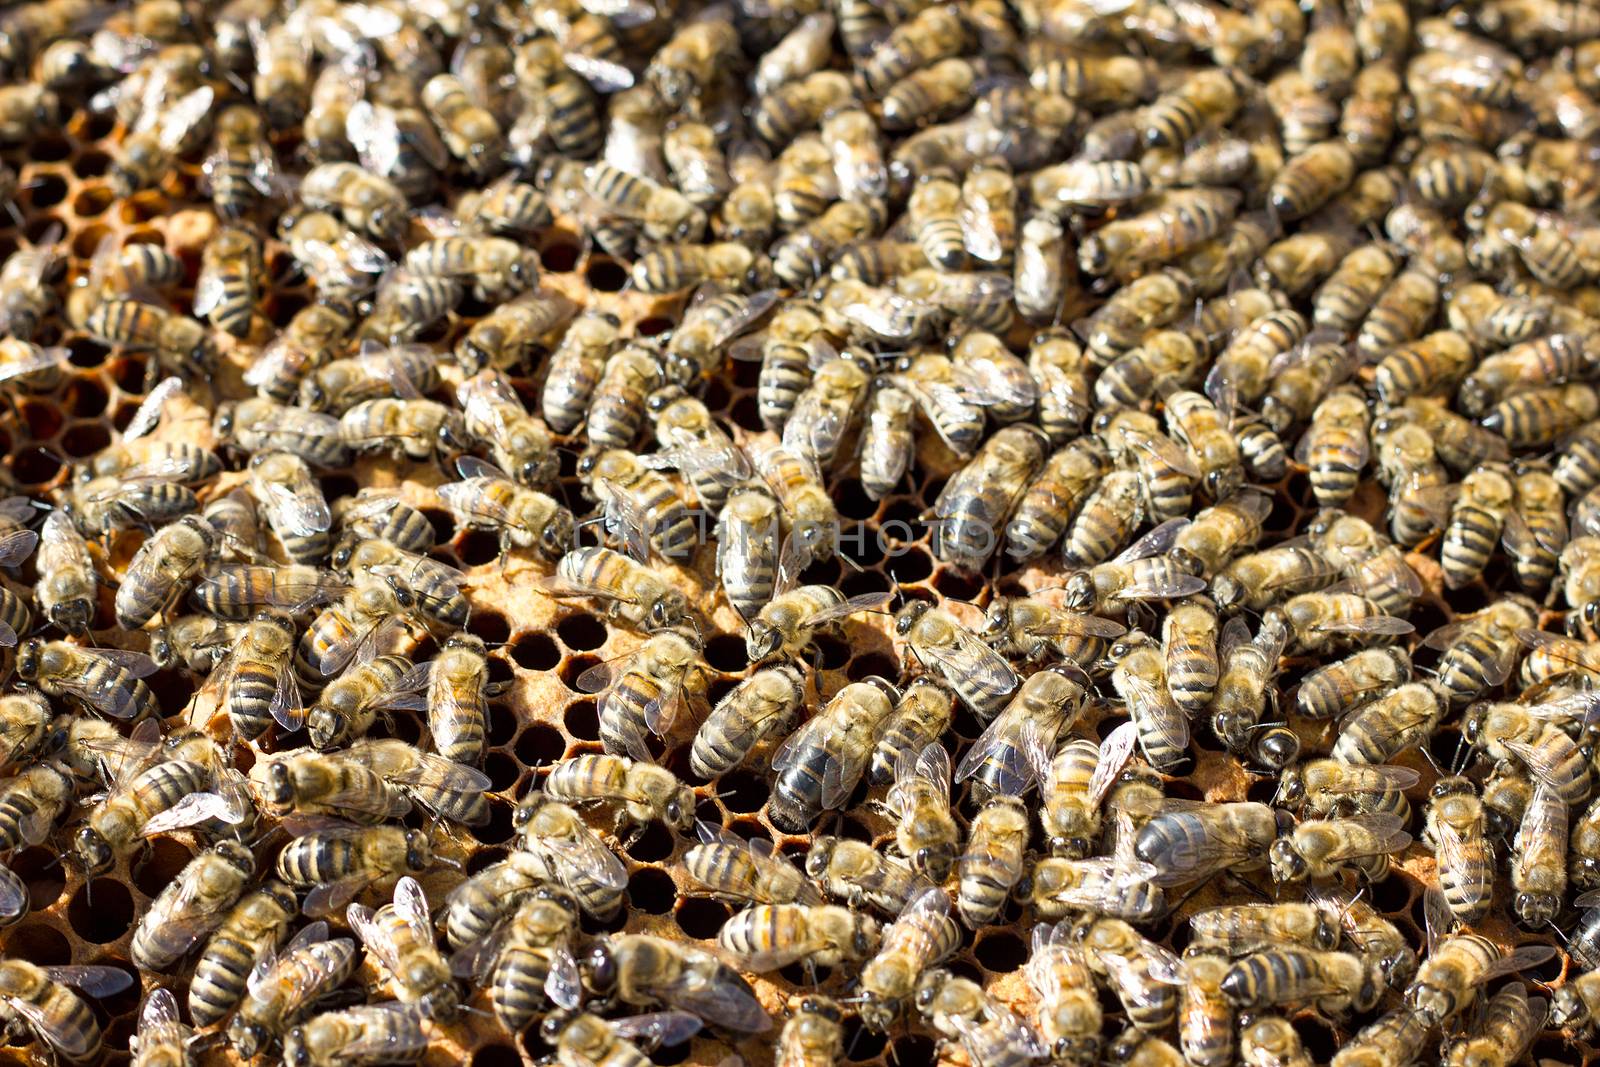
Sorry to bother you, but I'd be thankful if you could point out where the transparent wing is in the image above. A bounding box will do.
[141,790,251,835]
[918,630,1020,709]
[123,377,184,441]
[258,480,333,537]
[346,901,404,976]
[1088,720,1140,806]
[0,344,70,385]
[1112,518,1190,564]
[0,527,38,568]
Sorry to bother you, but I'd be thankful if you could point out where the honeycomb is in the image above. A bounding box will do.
[0,7,1596,1067]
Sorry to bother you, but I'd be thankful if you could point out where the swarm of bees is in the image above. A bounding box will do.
[10,0,1600,1065]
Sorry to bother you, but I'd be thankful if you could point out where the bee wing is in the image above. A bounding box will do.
[1503,736,1583,790]
[366,744,492,799]
[1318,763,1422,795]
[136,878,230,961]
[953,1012,1045,1063]
[346,901,405,976]
[639,441,754,487]
[121,377,184,442]
[450,922,509,980]
[1428,809,1491,912]
[960,200,1004,265]
[895,742,952,793]
[0,497,40,526]
[916,630,1021,711]
[331,1004,429,1060]
[1111,518,1190,564]
[156,86,214,152]
[56,650,158,719]
[609,1011,706,1047]
[246,923,334,993]
[1097,951,1179,1005]
[140,789,252,836]
[955,710,1034,788]
[392,876,433,941]
[317,613,409,678]
[538,944,584,1010]
[530,829,629,892]
[257,479,333,537]
[1122,672,1190,763]
[1331,813,1414,857]
[1483,943,1559,981]
[1515,782,1568,856]
[0,527,38,569]
[802,591,895,629]
[562,52,635,92]
[1088,721,1140,806]
[1314,614,1415,637]
[0,343,70,386]
[139,987,179,1033]
[711,291,781,348]
[3,994,99,1059]
[887,887,954,959]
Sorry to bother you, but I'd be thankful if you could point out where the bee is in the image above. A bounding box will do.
[1206,308,1308,406]
[1486,382,1600,449]
[1099,409,1204,523]
[272,823,433,919]
[1142,68,1244,149]
[1268,813,1412,884]
[1276,759,1418,822]
[339,397,468,463]
[1079,189,1242,280]
[895,600,1019,720]
[190,564,338,622]
[580,448,698,561]
[541,310,621,435]
[33,511,96,636]
[782,351,873,469]
[130,987,193,1067]
[802,837,924,918]
[1024,843,1167,924]
[303,655,431,752]
[447,882,583,1032]
[276,210,389,302]
[0,692,50,769]
[868,741,962,884]
[1406,891,1555,1025]
[108,82,213,195]
[579,934,769,1034]
[0,337,67,396]
[418,72,502,177]
[580,627,701,762]
[131,840,254,972]
[1419,599,1538,709]
[857,888,962,1032]
[1484,199,1587,289]
[954,779,1029,928]
[858,382,916,502]
[67,476,197,539]
[1179,954,1236,1067]
[82,293,217,386]
[690,664,804,780]
[0,960,133,1062]
[1330,1009,1432,1067]
[1270,140,1357,221]
[1270,588,1415,655]
[1025,924,1102,1065]
[926,425,1047,571]
[544,752,696,841]
[1331,682,1445,765]
[213,399,350,469]
[403,236,540,306]
[252,746,408,825]
[1424,776,1496,925]
[1064,520,1209,616]
[188,226,261,340]
[1014,213,1074,326]
[1296,387,1371,509]
[1135,801,1279,886]
[227,924,361,1058]
[344,878,456,1022]
[1204,614,1286,754]
[74,749,230,876]
[242,452,332,565]
[1003,440,1108,563]
[1501,464,1568,593]
[576,343,665,454]
[1074,915,1184,1036]
[1442,983,1546,1067]
[1462,698,1591,805]
[1220,947,1381,1016]
[718,902,881,974]
[16,640,157,722]
[859,678,953,787]
[647,122,729,213]
[542,546,689,634]
[342,97,448,203]
[682,819,818,909]
[281,1003,428,1067]
[0,763,73,854]
[300,163,409,245]
[1187,901,1341,958]
[1502,780,1570,927]
[775,994,846,1067]
[769,680,897,833]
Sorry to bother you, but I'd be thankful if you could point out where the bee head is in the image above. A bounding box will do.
[262,760,293,808]
[1251,726,1300,771]
[1266,838,1305,883]
[73,826,113,877]
[14,638,41,680]
[582,941,618,994]
[403,829,432,871]
[1060,573,1094,611]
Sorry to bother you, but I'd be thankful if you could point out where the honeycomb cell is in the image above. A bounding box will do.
[585,260,627,292]
[563,700,600,741]
[9,848,63,913]
[7,922,69,966]
[132,839,193,898]
[557,613,608,652]
[67,878,134,944]
[629,867,677,914]
[60,421,110,457]
[514,723,565,766]
[973,930,1027,972]
[62,379,107,418]
[625,822,675,863]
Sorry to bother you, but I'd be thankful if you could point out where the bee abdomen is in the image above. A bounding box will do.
[1441,504,1502,586]
[190,935,255,1026]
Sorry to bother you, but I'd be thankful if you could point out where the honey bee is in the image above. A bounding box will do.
[345,877,457,1021]
[1021,924,1100,1064]
[0,960,134,1062]
[131,839,254,971]
[129,987,193,1067]
[17,640,157,721]
[1079,189,1242,280]
[689,664,805,780]
[1297,386,1370,509]
[580,934,770,1034]
[108,82,213,196]
[190,564,338,623]
[718,902,882,974]
[1107,631,1189,777]
[856,888,962,1032]
[277,210,389,302]
[1268,812,1412,884]
[1330,682,1445,765]
[213,399,350,469]
[227,924,361,1058]
[1270,588,1415,656]
[1424,776,1496,925]
[0,762,73,854]
[32,510,96,636]
[1330,1009,1433,1067]
[1187,901,1341,959]
[1162,595,1221,715]
[1136,801,1279,886]
[447,882,583,1032]
[1406,890,1555,1025]
[1063,520,1209,615]
[1096,409,1202,523]
[544,752,696,840]
[282,1003,429,1067]
[419,72,503,177]
[544,1011,705,1067]
[1178,954,1235,1067]
[1220,947,1381,1016]
[74,750,238,876]
[1463,697,1592,805]
[82,292,217,386]
[1206,308,1308,406]
[858,383,916,502]
[1270,140,1357,221]
[769,679,897,833]
[684,820,818,908]
[1276,759,1418,823]
[541,310,621,434]
[301,163,409,245]
[929,425,1047,571]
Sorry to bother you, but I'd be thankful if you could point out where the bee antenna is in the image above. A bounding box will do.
[1450,732,1471,776]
